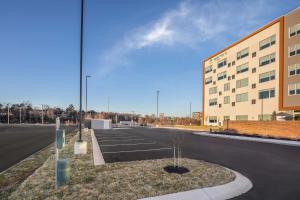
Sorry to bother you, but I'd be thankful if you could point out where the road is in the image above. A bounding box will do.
[95,127,300,200]
[0,124,77,172]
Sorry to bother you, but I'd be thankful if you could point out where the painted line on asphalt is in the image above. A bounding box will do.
[99,138,145,142]
[102,147,172,154]
[100,142,156,147]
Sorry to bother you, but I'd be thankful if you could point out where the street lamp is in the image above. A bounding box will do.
[156,90,159,118]
[78,0,85,142]
[85,75,91,113]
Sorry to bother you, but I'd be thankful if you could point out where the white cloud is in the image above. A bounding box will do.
[98,0,276,76]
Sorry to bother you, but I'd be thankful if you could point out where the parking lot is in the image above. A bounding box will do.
[94,128,173,163]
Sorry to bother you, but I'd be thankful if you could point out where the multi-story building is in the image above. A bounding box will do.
[202,7,300,126]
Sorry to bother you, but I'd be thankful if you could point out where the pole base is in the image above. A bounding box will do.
[74,141,87,155]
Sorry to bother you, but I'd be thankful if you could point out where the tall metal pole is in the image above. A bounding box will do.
[190,102,192,118]
[19,107,22,124]
[156,90,159,118]
[78,0,84,142]
[7,104,9,125]
[41,105,44,124]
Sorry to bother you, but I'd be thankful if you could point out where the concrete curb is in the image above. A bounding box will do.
[139,169,252,200]
[193,132,300,147]
[91,129,105,165]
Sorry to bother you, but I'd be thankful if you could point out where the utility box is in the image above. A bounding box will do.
[91,119,112,129]
[56,159,70,187]
[56,129,65,149]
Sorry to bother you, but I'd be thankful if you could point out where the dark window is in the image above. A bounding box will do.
[228,63,231,67]
[232,88,235,93]
[252,83,256,89]
[232,75,235,79]
[228,76,231,80]
[232,61,235,66]
[252,52,256,57]
[232,102,235,106]
[252,68,256,73]
[219,104,222,108]
[213,81,216,85]
[251,99,256,104]
[219,91,222,95]
[213,69,216,73]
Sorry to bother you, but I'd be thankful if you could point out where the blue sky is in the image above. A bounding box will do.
[0,0,298,116]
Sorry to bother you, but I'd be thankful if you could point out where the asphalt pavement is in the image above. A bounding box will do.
[94,127,300,200]
[0,124,77,172]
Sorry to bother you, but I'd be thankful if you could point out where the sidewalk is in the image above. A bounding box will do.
[193,132,300,147]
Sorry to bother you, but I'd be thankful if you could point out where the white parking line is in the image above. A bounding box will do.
[100,142,156,147]
[99,138,145,142]
[102,147,172,154]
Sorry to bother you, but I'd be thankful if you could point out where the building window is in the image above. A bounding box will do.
[228,76,231,81]
[205,77,212,84]
[289,23,300,38]
[219,104,222,108]
[237,48,249,60]
[252,52,256,58]
[251,99,256,104]
[236,78,248,89]
[232,75,235,79]
[209,116,217,123]
[236,115,248,121]
[288,83,300,95]
[259,70,275,83]
[213,81,216,85]
[224,83,230,91]
[252,83,256,89]
[228,63,231,67]
[219,91,222,96]
[258,114,272,121]
[209,98,218,106]
[288,63,300,76]
[259,35,276,50]
[218,59,227,68]
[232,102,235,106]
[205,65,213,73]
[217,71,227,81]
[232,88,235,93]
[259,88,275,99]
[236,92,248,103]
[259,53,275,66]
[252,68,256,73]
[213,69,216,73]
[232,61,235,66]
[288,44,300,57]
[224,96,230,104]
[236,63,249,74]
[209,86,218,94]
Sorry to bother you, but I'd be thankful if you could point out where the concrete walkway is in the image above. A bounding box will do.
[193,132,300,147]
[139,169,252,200]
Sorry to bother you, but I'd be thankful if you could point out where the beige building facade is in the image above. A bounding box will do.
[202,8,300,126]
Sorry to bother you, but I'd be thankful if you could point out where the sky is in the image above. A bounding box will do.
[0,0,298,116]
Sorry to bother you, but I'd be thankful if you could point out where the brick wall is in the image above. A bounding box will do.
[224,120,300,140]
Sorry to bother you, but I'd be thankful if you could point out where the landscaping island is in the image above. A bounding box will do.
[8,130,235,200]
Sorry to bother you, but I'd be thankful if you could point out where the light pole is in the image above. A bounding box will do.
[85,75,91,113]
[7,104,10,125]
[78,0,85,142]
[156,90,159,118]
[189,102,192,125]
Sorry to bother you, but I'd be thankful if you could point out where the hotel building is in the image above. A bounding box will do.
[202,7,300,126]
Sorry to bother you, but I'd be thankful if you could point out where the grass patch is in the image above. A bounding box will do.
[9,130,235,200]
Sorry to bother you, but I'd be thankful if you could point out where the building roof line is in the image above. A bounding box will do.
[202,16,283,63]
